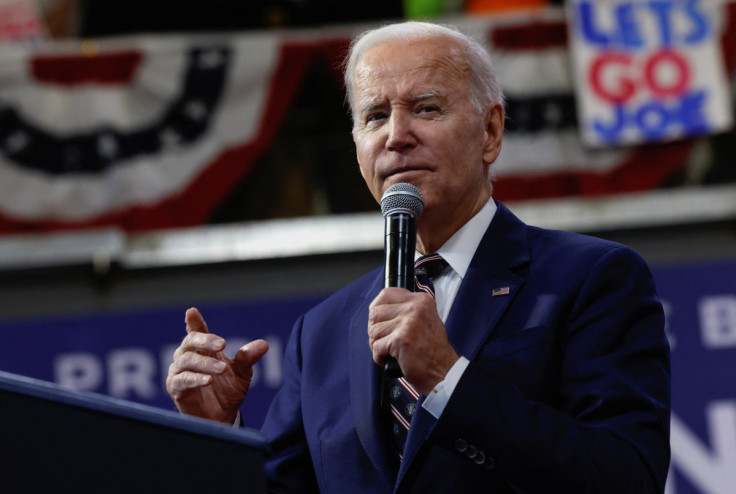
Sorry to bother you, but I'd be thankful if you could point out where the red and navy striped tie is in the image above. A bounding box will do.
[387,253,447,460]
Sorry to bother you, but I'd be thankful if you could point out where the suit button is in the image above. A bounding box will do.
[474,450,486,465]
[455,438,468,453]
[466,445,477,460]
[483,455,496,470]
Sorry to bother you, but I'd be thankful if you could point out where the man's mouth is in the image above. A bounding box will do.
[384,166,427,180]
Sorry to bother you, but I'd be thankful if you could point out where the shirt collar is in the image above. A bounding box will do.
[418,199,497,280]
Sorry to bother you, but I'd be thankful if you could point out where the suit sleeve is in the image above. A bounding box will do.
[429,245,671,493]
[260,315,320,494]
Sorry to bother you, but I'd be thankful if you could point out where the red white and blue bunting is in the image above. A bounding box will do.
[0,5,734,233]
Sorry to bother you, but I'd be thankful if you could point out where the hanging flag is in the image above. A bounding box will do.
[0,33,324,232]
[0,8,735,234]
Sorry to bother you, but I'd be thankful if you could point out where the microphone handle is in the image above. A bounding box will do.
[383,212,417,378]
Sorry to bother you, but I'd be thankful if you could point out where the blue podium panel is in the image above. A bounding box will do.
[0,371,268,493]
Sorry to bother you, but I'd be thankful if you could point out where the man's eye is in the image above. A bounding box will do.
[418,106,438,114]
[367,113,387,122]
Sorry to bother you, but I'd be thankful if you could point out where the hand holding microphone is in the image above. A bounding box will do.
[373,182,459,392]
[380,183,424,377]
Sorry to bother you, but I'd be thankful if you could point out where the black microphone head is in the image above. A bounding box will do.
[380,183,424,218]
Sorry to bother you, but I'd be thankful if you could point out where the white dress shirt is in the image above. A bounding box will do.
[420,199,497,418]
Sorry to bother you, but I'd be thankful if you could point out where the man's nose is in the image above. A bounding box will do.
[385,113,417,151]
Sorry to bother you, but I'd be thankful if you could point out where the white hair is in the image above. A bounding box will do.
[344,21,505,118]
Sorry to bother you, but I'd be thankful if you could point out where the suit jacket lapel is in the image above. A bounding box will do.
[349,270,399,487]
[396,202,530,487]
[445,202,529,359]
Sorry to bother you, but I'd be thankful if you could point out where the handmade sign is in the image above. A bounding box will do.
[567,0,733,146]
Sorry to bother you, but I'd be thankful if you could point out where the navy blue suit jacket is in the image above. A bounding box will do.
[260,201,670,493]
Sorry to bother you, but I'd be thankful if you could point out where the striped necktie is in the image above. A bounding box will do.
[387,253,447,460]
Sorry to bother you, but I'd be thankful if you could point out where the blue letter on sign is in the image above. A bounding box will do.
[578,1,610,46]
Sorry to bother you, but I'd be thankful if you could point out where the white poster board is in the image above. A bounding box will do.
[567,0,733,147]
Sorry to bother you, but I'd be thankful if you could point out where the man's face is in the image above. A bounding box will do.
[351,36,502,226]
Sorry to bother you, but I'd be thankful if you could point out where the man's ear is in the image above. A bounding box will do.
[482,102,504,165]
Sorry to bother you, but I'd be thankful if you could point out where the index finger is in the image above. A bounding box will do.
[185,307,209,334]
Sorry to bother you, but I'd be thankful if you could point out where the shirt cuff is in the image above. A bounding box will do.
[421,356,470,419]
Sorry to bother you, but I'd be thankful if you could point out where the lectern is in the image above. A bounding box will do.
[0,370,268,493]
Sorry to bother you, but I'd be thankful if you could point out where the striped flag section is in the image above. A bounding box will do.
[1,5,734,234]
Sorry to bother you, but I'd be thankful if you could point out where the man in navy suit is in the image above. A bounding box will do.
[167,21,670,493]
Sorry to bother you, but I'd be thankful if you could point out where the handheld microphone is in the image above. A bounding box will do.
[380,183,424,378]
